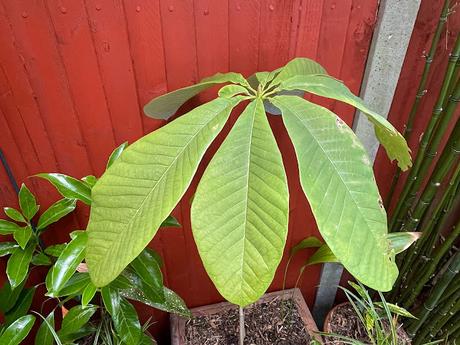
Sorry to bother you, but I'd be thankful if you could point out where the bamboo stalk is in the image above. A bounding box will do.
[439,274,460,304]
[386,0,452,209]
[406,250,460,338]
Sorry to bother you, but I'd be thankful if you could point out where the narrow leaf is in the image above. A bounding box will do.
[192,99,289,306]
[160,215,181,228]
[3,208,26,223]
[6,244,34,289]
[107,142,129,170]
[36,173,92,205]
[37,198,77,231]
[4,287,36,326]
[130,248,164,296]
[272,96,397,291]
[290,236,323,257]
[35,312,55,345]
[0,243,19,257]
[112,298,142,345]
[144,72,248,119]
[306,244,338,266]
[13,225,32,249]
[0,220,21,235]
[388,232,421,255]
[374,302,417,319]
[81,282,97,307]
[58,272,90,297]
[278,74,412,170]
[87,97,240,287]
[58,305,97,338]
[101,286,120,316]
[0,314,35,345]
[46,232,87,296]
[18,184,39,220]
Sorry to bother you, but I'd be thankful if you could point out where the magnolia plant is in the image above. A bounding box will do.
[84,58,411,307]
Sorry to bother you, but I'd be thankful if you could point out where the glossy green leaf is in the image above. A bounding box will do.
[107,142,129,170]
[46,232,87,296]
[289,236,323,257]
[112,298,141,345]
[82,175,98,188]
[35,312,55,345]
[60,325,96,343]
[87,97,240,287]
[0,279,26,313]
[144,72,248,119]
[374,302,417,319]
[388,232,421,255]
[271,57,327,85]
[306,244,338,266]
[36,173,92,205]
[0,242,19,257]
[31,252,52,266]
[6,244,34,289]
[192,99,289,306]
[13,225,32,249]
[0,314,35,345]
[278,74,412,170]
[140,334,157,345]
[58,272,90,297]
[0,220,21,235]
[160,215,181,228]
[118,269,164,304]
[58,305,97,338]
[37,199,77,231]
[4,287,35,326]
[130,248,164,295]
[101,286,120,316]
[3,208,26,223]
[44,243,67,257]
[18,184,39,221]
[272,95,397,291]
[218,84,249,98]
[81,281,97,307]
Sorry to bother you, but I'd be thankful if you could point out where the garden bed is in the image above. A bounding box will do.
[171,288,322,344]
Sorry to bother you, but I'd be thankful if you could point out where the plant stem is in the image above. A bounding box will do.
[239,306,245,345]
[390,33,460,230]
[385,0,451,209]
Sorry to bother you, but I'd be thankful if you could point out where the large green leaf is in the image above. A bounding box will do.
[46,232,87,297]
[278,75,411,170]
[36,173,92,205]
[191,99,289,306]
[0,315,35,345]
[271,58,327,85]
[271,95,397,291]
[112,298,141,345]
[6,244,34,289]
[86,97,239,287]
[144,72,249,119]
[37,198,77,231]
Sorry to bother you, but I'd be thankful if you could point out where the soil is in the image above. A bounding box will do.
[325,303,411,345]
[185,297,312,345]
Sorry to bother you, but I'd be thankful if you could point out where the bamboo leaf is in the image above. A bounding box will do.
[86,98,239,287]
[37,199,77,231]
[0,242,19,257]
[278,75,412,170]
[112,298,141,345]
[58,305,97,338]
[36,173,92,205]
[13,225,32,249]
[18,184,39,221]
[191,99,289,306]
[144,72,248,119]
[6,244,34,289]
[0,220,21,235]
[306,244,338,266]
[271,57,327,85]
[0,314,35,345]
[34,312,55,345]
[107,142,129,170]
[3,208,26,223]
[387,232,421,255]
[272,95,397,291]
[46,232,87,297]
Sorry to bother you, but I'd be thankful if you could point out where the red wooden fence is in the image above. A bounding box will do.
[0,0,457,343]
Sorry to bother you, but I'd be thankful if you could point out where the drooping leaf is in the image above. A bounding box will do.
[36,173,92,205]
[278,74,412,170]
[6,244,34,289]
[3,208,26,223]
[31,252,52,266]
[59,325,96,343]
[101,286,120,316]
[130,248,164,298]
[37,198,77,231]
[144,72,248,119]
[0,242,19,257]
[46,232,87,297]
[4,287,36,325]
[112,298,141,345]
[107,142,129,170]
[13,225,32,249]
[272,95,397,291]
[191,99,289,306]
[18,184,39,221]
[160,215,181,228]
[0,314,35,345]
[218,84,250,98]
[58,305,97,338]
[374,302,417,319]
[0,220,21,235]
[87,97,240,287]
[387,232,421,255]
[81,282,97,307]
[271,57,327,85]
[289,236,323,257]
[0,279,26,313]
[306,244,338,266]
[82,175,98,188]
[58,272,91,297]
[118,269,164,304]
[35,312,55,345]
[44,243,67,257]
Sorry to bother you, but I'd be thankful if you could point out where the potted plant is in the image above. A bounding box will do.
[81,57,412,344]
